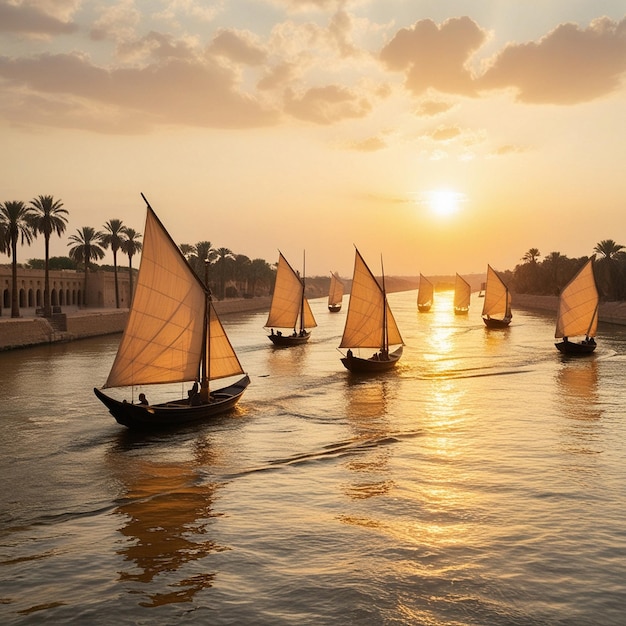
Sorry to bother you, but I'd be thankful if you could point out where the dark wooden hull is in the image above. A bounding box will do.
[341,347,403,373]
[94,375,250,429]
[555,340,596,356]
[454,307,469,315]
[483,316,512,328]
[418,304,431,312]
[328,304,342,312]
[268,331,311,346]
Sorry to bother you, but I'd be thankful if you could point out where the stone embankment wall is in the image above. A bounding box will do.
[0,296,272,351]
[512,293,626,325]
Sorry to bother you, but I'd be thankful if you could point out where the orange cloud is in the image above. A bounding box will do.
[479,17,626,104]
[0,2,78,36]
[284,85,371,124]
[380,17,486,97]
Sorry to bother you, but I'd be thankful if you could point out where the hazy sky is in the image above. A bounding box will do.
[1,0,625,277]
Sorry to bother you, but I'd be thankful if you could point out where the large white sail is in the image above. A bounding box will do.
[265,253,317,330]
[555,258,598,339]
[417,274,434,308]
[481,265,511,319]
[339,249,403,349]
[454,274,471,310]
[105,208,205,388]
[328,272,344,307]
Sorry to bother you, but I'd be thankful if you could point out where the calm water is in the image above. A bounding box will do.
[1,290,626,625]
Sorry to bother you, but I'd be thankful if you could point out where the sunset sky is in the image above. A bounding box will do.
[1,1,625,278]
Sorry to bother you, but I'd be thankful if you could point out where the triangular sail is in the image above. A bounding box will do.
[454,274,471,310]
[328,272,344,307]
[208,302,244,380]
[481,265,511,319]
[555,258,598,339]
[339,249,403,349]
[417,274,434,307]
[265,253,317,330]
[104,208,205,388]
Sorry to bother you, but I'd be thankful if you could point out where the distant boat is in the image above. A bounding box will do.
[454,273,471,315]
[478,281,486,297]
[328,271,344,312]
[266,252,317,346]
[94,194,250,429]
[555,257,598,355]
[417,273,434,312]
[339,248,404,373]
[481,265,512,328]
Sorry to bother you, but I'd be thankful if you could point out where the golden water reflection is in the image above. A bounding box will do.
[110,436,225,607]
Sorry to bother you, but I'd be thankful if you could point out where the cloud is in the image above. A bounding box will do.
[344,136,387,152]
[478,17,626,104]
[284,84,371,124]
[0,1,78,36]
[0,51,279,131]
[380,17,487,97]
[416,98,454,116]
[90,1,140,42]
[207,29,267,66]
[429,125,462,142]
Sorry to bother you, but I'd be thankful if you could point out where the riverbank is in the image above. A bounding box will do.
[511,293,626,325]
[0,296,272,351]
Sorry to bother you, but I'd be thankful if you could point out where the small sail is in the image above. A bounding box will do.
[555,258,598,339]
[454,274,471,310]
[265,252,317,329]
[339,249,403,349]
[328,272,344,307]
[208,302,244,380]
[481,265,511,319]
[105,208,205,388]
[417,274,434,308]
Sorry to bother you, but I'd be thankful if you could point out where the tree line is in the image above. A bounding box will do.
[0,195,276,319]
[507,241,626,300]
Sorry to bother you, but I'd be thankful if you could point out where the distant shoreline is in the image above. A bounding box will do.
[0,296,272,352]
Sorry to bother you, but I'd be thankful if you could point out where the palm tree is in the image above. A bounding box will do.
[214,247,235,299]
[120,227,142,303]
[522,248,541,264]
[0,200,35,317]
[28,195,69,316]
[67,226,105,307]
[594,239,625,299]
[100,219,126,308]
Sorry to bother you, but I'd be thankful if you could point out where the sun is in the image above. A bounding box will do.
[425,189,465,218]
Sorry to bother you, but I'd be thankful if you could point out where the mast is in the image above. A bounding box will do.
[200,258,210,402]
[300,250,306,334]
[381,254,388,353]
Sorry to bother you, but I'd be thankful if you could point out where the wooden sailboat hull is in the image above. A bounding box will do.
[93,375,250,429]
[418,303,432,312]
[483,316,511,328]
[555,341,596,356]
[454,307,469,315]
[341,347,403,373]
[268,331,311,346]
[328,304,342,312]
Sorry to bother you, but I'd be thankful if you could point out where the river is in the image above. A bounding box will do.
[1,290,625,625]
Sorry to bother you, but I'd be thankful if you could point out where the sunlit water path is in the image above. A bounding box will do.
[1,290,626,625]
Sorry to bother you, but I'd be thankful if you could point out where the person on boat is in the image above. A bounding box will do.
[188,382,200,405]
[270,328,274,335]
[138,393,149,405]
[347,349,353,359]
[563,336,569,342]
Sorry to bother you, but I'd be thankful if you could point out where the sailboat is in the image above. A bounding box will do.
[454,273,471,315]
[266,252,317,346]
[94,194,250,429]
[481,265,512,328]
[555,257,598,355]
[328,271,344,312]
[339,248,404,373]
[417,273,434,312]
